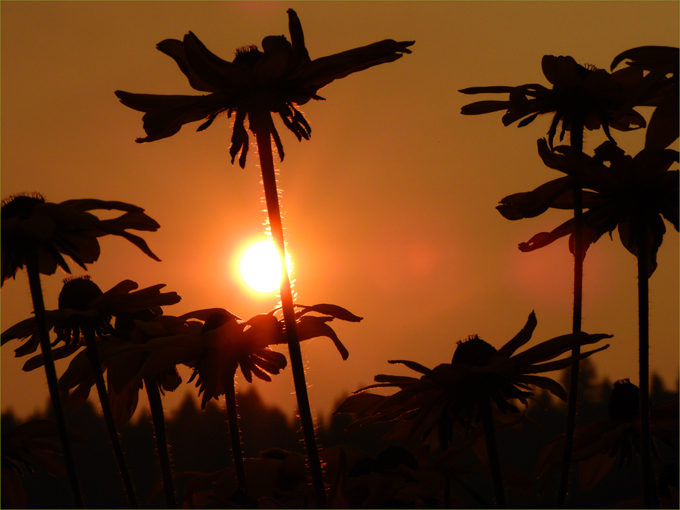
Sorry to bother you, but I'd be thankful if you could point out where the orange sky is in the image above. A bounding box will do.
[2,1,678,423]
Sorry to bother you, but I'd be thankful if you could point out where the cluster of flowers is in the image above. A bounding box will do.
[1,7,677,510]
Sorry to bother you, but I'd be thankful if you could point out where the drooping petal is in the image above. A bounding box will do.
[519,374,568,401]
[115,91,227,143]
[296,315,349,360]
[497,176,573,221]
[519,217,574,252]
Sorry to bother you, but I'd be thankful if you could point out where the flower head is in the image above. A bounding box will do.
[460,55,646,149]
[115,9,414,167]
[1,193,161,285]
[134,303,362,409]
[336,312,611,449]
[498,139,679,275]
[1,277,181,367]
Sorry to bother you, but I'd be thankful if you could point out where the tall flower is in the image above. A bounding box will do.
[117,12,410,502]
[129,303,360,491]
[460,54,645,150]
[1,193,161,285]
[499,139,678,506]
[115,9,414,168]
[336,312,611,507]
[498,139,679,276]
[2,276,181,508]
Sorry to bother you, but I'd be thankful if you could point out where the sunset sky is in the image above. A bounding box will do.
[2,1,678,423]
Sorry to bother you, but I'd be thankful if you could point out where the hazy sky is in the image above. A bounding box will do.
[2,1,678,423]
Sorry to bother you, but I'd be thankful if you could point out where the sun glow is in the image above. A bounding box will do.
[239,240,292,293]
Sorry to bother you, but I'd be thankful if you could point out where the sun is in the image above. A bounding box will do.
[239,240,292,293]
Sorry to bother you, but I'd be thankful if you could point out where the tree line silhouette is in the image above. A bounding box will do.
[3,360,677,508]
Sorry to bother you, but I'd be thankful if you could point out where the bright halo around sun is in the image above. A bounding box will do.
[239,240,292,293]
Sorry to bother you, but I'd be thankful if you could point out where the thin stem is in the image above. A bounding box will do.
[557,121,585,508]
[25,257,84,508]
[225,375,247,491]
[254,126,327,507]
[480,399,506,508]
[83,329,138,508]
[636,231,658,508]
[144,377,177,508]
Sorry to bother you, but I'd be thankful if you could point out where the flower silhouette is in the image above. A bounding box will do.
[460,55,645,149]
[336,312,611,448]
[1,193,161,285]
[115,9,414,167]
[535,380,679,494]
[498,139,679,275]
[134,303,361,409]
[610,46,679,150]
[1,276,181,369]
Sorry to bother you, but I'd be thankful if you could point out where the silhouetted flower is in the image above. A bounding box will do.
[1,193,161,285]
[1,277,181,365]
[535,380,679,493]
[336,312,611,449]
[460,55,645,148]
[611,46,679,149]
[498,139,679,275]
[134,303,361,409]
[115,9,414,167]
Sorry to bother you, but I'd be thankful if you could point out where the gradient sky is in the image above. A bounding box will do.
[2,1,678,423]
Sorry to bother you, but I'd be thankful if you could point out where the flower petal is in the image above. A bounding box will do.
[496,311,537,358]
[295,315,349,360]
[291,39,414,92]
[157,38,221,93]
[512,333,612,367]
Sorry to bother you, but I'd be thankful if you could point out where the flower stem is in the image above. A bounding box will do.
[144,377,177,508]
[225,375,247,491]
[636,230,658,508]
[254,126,327,507]
[25,256,84,508]
[557,121,585,508]
[83,329,138,508]
[480,398,506,508]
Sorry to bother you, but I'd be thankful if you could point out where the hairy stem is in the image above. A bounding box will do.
[254,126,327,506]
[26,256,84,508]
[636,230,658,508]
[83,329,138,508]
[557,120,585,508]
[480,398,506,508]
[225,375,247,491]
[145,377,177,508]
